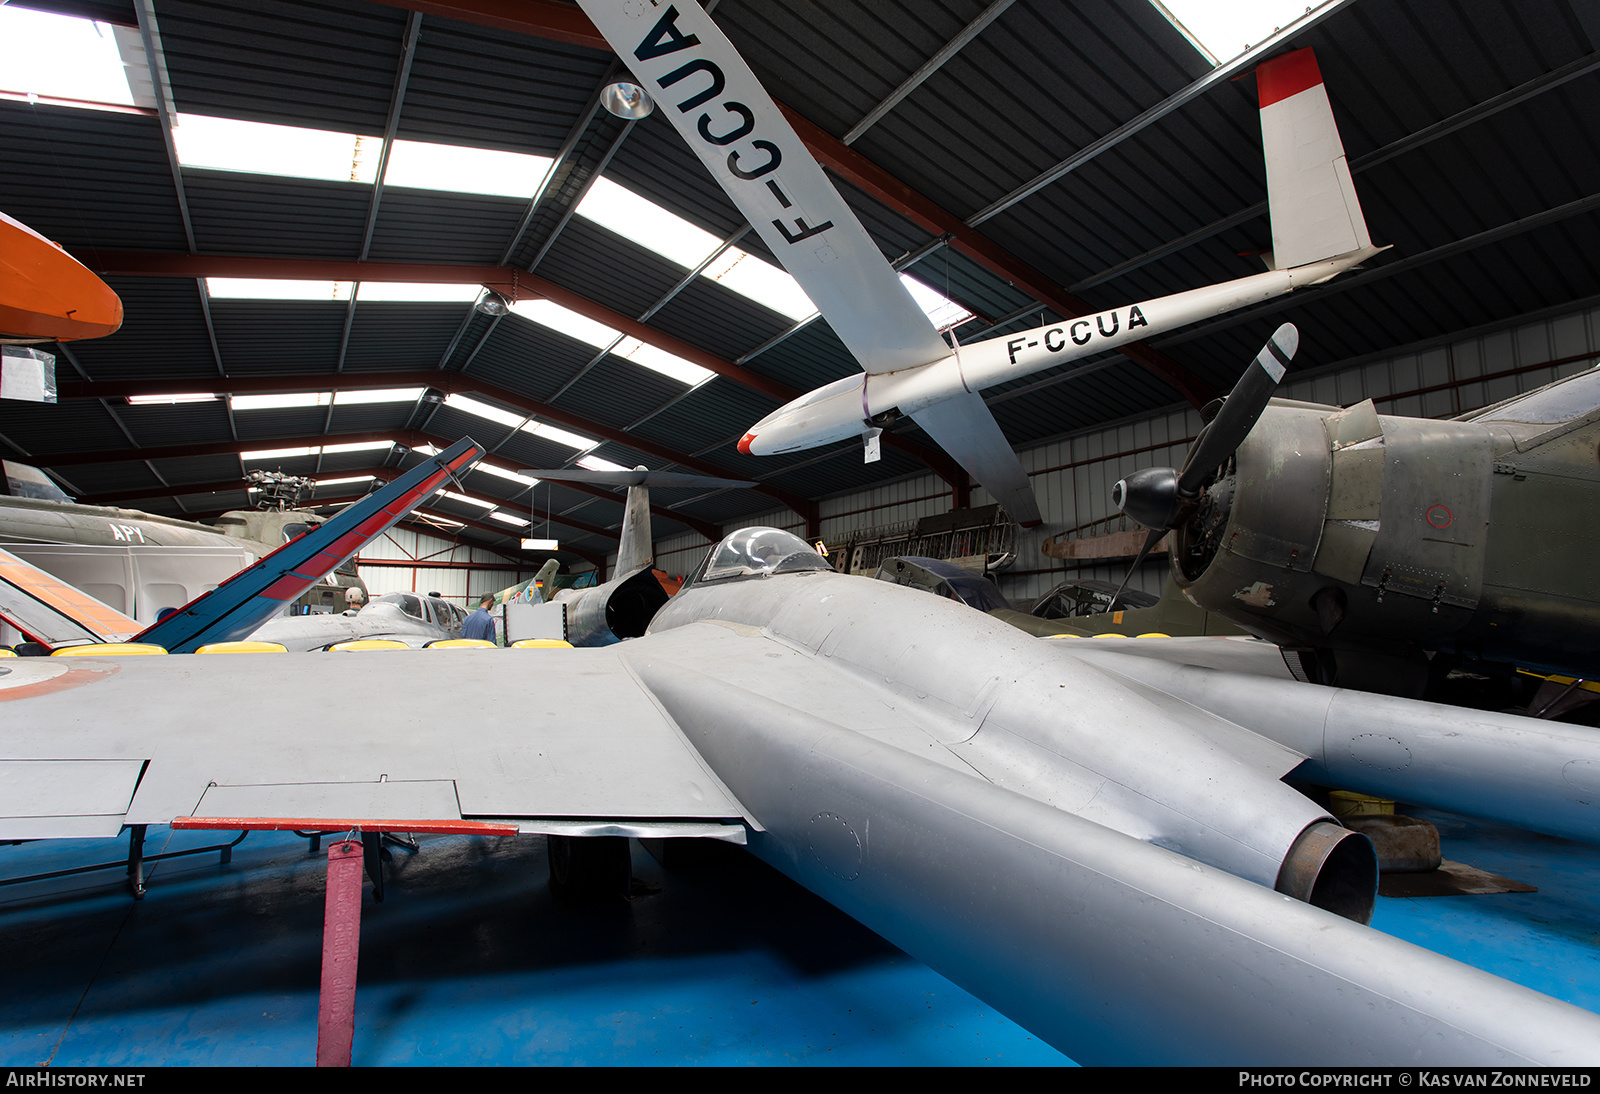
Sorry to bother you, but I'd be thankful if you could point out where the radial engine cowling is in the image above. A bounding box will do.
[1170,404,1334,646]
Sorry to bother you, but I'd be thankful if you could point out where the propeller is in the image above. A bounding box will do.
[1104,323,1298,611]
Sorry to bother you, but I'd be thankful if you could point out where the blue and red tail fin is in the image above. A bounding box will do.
[135,438,485,653]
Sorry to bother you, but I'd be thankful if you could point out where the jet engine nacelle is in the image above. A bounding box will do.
[556,565,671,647]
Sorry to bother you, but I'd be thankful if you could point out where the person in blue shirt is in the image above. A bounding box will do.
[462,593,496,642]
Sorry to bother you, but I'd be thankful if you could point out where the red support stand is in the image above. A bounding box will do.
[316,838,365,1067]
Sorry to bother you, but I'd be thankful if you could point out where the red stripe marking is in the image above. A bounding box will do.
[262,575,311,600]
[317,840,363,1068]
[1257,47,1322,108]
[328,531,367,558]
[172,816,521,835]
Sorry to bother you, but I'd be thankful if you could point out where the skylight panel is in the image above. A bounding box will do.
[175,113,378,184]
[126,393,218,405]
[506,299,710,386]
[419,511,465,527]
[206,279,354,301]
[611,338,713,386]
[522,421,597,452]
[334,388,427,405]
[577,176,720,268]
[702,248,815,321]
[383,140,552,200]
[242,446,316,461]
[577,455,629,473]
[322,441,394,455]
[899,275,974,333]
[444,393,525,430]
[441,490,496,510]
[490,511,531,527]
[243,440,394,462]
[232,392,331,411]
[510,299,620,349]
[476,463,541,488]
[316,475,375,487]
[355,283,482,303]
[0,7,139,109]
[1154,0,1321,63]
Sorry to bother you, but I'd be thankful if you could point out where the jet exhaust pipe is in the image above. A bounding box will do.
[1275,819,1377,924]
[559,566,669,647]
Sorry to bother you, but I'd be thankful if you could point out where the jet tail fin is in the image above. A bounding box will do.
[134,437,485,653]
[1258,48,1373,270]
[532,558,560,602]
[616,468,652,576]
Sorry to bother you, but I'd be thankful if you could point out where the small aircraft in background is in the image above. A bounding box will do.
[249,591,467,651]
[581,0,1382,526]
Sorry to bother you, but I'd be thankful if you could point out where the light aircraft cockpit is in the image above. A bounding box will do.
[691,527,833,586]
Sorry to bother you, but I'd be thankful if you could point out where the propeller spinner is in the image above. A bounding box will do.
[1106,323,1298,610]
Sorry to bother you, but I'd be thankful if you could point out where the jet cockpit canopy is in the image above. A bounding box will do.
[697,527,832,584]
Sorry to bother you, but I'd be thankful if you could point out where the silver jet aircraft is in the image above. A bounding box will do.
[2,428,1599,1063]
[249,591,466,651]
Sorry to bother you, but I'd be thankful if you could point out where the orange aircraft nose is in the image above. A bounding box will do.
[737,432,756,455]
[0,211,123,342]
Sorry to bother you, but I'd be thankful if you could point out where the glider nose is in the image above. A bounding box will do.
[737,432,756,455]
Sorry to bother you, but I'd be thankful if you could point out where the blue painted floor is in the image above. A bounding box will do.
[1,809,1596,1066]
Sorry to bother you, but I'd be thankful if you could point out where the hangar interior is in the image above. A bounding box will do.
[3,0,1600,1068]
[4,0,1598,598]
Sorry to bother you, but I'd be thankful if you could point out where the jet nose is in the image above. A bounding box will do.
[737,432,756,455]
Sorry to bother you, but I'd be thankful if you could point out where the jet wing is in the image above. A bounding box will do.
[0,544,141,645]
[578,0,949,376]
[0,646,748,841]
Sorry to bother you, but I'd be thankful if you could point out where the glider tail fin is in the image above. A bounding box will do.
[1257,47,1373,270]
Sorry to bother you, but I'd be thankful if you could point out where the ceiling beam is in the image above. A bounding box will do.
[82,251,792,402]
[36,429,726,543]
[60,369,803,522]
[77,254,969,496]
[375,0,605,49]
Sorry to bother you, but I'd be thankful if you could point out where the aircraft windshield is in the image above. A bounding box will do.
[700,527,833,582]
[1469,366,1600,425]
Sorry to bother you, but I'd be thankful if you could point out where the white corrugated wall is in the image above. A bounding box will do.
[355,526,538,608]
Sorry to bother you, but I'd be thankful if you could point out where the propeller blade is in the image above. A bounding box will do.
[1106,526,1167,614]
[1178,323,1298,496]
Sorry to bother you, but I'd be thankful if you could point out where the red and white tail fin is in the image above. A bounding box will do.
[1257,48,1372,270]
